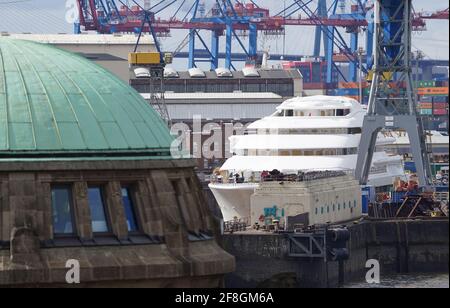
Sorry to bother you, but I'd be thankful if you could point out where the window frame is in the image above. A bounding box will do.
[51,184,77,238]
[87,185,113,236]
[120,185,142,235]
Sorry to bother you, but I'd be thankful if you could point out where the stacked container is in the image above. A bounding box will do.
[330,81,370,103]
[417,85,448,117]
[432,95,449,116]
[418,95,433,116]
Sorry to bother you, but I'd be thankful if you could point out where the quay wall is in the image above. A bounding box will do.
[223,219,449,288]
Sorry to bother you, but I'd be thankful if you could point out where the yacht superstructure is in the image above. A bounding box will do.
[209,96,407,222]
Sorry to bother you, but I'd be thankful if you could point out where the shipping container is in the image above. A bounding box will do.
[433,102,448,109]
[282,61,337,84]
[303,89,327,96]
[338,81,369,88]
[303,82,329,90]
[345,95,360,101]
[435,80,448,87]
[419,96,433,103]
[433,109,448,116]
[335,88,359,96]
[420,109,433,115]
[418,87,448,96]
[128,52,160,65]
[416,80,436,88]
[419,102,433,109]
[389,81,407,88]
[432,96,449,103]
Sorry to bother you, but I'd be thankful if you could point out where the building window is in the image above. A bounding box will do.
[333,204,336,212]
[121,187,139,233]
[51,186,76,236]
[315,208,318,215]
[88,187,110,233]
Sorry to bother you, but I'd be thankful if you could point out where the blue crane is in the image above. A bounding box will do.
[76,0,428,83]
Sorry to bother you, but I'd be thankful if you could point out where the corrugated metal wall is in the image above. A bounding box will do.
[167,103,279,120]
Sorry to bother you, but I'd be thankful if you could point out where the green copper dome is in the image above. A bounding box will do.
[0,38,173,160]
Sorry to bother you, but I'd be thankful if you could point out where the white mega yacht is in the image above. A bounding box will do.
[209,95,407,222]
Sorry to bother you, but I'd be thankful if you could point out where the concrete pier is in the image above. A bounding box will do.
[223,218,449,288]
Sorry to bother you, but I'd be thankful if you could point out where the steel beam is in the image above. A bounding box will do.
[188,29,196,68]
[211,30,220,70]
[355,0,433,187]
[225,22,233,69]
[349,32,359,81]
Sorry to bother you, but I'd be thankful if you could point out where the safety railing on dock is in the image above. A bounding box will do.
[210,170,352,185]
[224,217,250,233]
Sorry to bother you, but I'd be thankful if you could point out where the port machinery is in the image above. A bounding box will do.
[355,0,433,189]
[75,0,448,83]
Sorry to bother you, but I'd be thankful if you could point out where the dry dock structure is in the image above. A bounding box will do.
[223,218,449,288]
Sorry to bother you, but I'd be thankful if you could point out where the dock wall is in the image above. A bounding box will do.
[223,219,449,288]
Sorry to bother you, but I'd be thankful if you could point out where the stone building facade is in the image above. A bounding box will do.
[0,38,234,287]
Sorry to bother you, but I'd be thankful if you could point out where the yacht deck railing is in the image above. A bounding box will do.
[210,170,353,185]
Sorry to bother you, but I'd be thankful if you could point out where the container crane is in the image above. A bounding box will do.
[121,0,172,124]
[75,0,434,82]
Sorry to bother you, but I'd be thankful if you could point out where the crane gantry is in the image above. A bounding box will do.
[75,0,448,83]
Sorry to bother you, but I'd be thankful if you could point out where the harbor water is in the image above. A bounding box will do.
[345,273,449,288]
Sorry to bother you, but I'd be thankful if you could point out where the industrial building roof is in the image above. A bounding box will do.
[142,92,283,101]
[0,38,173,160]
[158,67,303,80]
[2,33,154,45]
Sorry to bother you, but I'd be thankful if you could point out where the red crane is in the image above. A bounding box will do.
[76,1,429,35]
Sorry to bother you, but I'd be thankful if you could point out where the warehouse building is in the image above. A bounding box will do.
[132,67,303,98]
[135,67,303,173]
[142,92,284,121]
[3,33,154,81]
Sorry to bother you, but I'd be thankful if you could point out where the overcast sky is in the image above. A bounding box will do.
[0,0,448,63]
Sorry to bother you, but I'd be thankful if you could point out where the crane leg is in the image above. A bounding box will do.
[355,117,380,185]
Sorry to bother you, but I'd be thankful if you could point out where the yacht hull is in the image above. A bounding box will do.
[209,183,258,222]
[209,171,405,222]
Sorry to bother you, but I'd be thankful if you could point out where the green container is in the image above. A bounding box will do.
[417,80,436,88]
[419,109,433,115]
